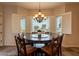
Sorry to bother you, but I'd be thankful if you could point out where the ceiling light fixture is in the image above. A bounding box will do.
[33,2,47,23]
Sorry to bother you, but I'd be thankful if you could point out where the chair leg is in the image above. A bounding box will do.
[58,49,59,56]
[57,47,59,56]
[17,52,20,56]
[59,47,62,56]
[18,52,20,56]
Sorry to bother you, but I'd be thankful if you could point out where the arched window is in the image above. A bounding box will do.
[20,16,26,32]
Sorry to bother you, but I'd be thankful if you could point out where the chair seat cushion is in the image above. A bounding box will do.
[41,46,52,55]
[26,46,37,55]
[41,45,57,56]
[21,45,37,55]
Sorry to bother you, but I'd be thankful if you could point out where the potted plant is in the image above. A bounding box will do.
[37,30,41,38]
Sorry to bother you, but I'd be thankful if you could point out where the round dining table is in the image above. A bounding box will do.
[26,35,53,48]
[25,36,52,56]
[24,33,54,55]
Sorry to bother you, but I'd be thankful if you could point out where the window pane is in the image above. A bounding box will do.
[31,17,50,37]
[56,16,62,32]
[20,16,26,32]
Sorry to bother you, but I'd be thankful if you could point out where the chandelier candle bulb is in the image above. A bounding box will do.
[33,16,35,19]
[41,14,44,17]
[39,12,42,15]
[44,17,47,19]
[35,14,38,17]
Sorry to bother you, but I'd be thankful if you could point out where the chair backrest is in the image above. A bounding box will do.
[52,33,64,46]
[57,33,64,47]
[15,33,27,55]
[51,33,64,55]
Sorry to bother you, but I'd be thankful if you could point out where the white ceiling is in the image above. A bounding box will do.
[1,2,65,9]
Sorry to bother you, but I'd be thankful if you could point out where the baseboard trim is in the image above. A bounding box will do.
[3,44,16,47]
[63,45,79,47]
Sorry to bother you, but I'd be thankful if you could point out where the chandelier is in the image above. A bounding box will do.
[33,2,47,23]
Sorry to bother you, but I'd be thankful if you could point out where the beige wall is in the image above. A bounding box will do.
[47,4,79,47]
[0,4,4,46]
[62,3,79,47]
[3,5,31,46]
[51,3,79,47]
[3,5,17,46]
[52,4,65,16]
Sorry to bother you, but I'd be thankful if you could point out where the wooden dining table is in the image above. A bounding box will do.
[25,34,52,47]
[25,35,52,55]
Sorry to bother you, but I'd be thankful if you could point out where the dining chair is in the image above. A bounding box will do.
[15,33,37,56]
[41,33,64,56]
[41,37,56,56]
[57,33,64,56]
